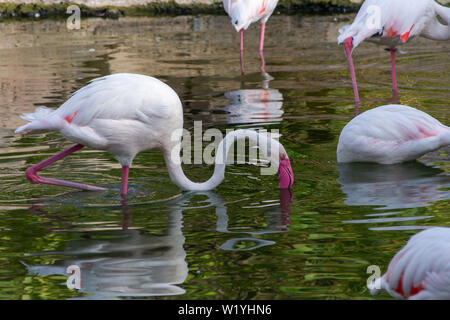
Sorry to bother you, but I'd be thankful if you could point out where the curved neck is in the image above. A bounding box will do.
[163,129,283,191]
[421,2,450,41]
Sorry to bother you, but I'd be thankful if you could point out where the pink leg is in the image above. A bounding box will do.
[390,48,398,103]
[120,165,129,198]
[25,144,106,191]
[240,29,245,75]
[260,51,266,73]
[259,23,266,53]
[344,37,360,115]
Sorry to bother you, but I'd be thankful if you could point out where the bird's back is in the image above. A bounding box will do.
[54,73,182,126]
[337,105,450,164]
[15,73,184,160]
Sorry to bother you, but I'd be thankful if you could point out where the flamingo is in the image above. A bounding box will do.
[337,104,450,164]
[370,227,450,299]
[337,0,450,110]
[223,0,279,73]
[15,73,294,198]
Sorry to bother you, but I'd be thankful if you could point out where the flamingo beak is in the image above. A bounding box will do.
[278,154,294,189]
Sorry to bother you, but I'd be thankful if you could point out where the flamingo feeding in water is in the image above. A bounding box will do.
[370,227,450,299]
[223,0,279,73]
[15,73,294,198]
[337,0,450,110]
[337,104,450,164]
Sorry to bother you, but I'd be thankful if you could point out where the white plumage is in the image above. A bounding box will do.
[338,0,450,49]
[15,73,294,196]
[17,73,183,167]
[223,0,279,32]
[337,105,450,164]
[337,0,450,110]
[371,227,450,300]
[223,0,280,73]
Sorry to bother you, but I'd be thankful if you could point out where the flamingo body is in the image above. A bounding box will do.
[223,0,279,73]
[15,73,294,196]
[337,105,450,164]
[337,0,450,109]
[223,0,278,32]
[17,73,183,167]
[338,0,449,49]
[371,227,450,300]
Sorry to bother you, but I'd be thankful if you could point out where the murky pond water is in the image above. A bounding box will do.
[0,14,449,300]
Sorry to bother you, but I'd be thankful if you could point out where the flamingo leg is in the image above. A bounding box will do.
[259,23,266,53]
[259,24,266,72]
[120,165,129,198]
[390,48,398,103]
[25,143,107,191]
[260,50,266,73]
[240,29,245,74]
[344,37,360,115]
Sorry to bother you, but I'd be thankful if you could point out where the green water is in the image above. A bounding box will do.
[0,15,449,300]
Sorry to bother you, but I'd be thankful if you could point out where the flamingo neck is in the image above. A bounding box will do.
[163,129,285,191]
[344,37,360,114]
[421,3,450,41]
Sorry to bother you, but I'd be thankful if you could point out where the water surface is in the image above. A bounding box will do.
[0,15,449,299]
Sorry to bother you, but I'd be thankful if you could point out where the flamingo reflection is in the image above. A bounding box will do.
[225,73,283,125]
[338,162,450,230]
[22,189,293,298]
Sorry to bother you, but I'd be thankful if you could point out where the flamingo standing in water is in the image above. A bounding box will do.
[223,0,279,73]
[370,227,450,299]
[15,73,294,198]
[338,0,450,110]
[337,104,450,164]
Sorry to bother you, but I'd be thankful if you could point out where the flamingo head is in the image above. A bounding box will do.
[230,7,251,32]
[278,153,294,189]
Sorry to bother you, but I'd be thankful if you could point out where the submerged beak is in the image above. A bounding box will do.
[278,154,294,189]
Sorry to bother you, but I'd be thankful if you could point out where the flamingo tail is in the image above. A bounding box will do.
[15,107,59,133]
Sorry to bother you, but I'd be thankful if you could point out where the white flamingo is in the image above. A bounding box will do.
[15,73,294,198]
[337,104,450,164]
[370,227,450,299]
[337,0,450,109]
[223,0,279,73]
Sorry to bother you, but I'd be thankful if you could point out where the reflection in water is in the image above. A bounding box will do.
[338,162,450,230]
[338,162,450,209]
[224,73,283,125]
[186,189,292,251]
[24,202,187,299]
[218,189,292,251]
[22,189,292,298]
